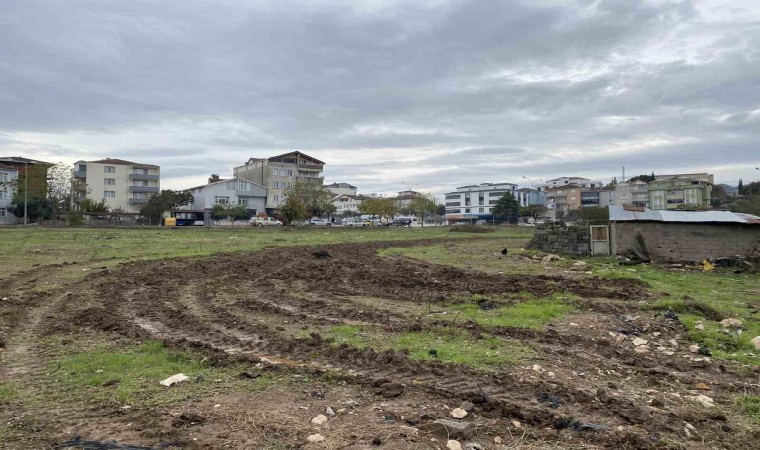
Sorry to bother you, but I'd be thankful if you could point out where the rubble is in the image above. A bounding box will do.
[160,373,189,387]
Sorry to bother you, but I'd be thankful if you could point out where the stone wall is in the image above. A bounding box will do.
[528,222,589,256]
[611,222,760,262]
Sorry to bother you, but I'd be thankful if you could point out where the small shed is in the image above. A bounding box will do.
[609,206,760,262]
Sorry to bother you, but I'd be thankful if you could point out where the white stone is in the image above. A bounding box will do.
[669,339,678,347]
[311,414,328,426]
[325,407,335,416]
[634,345,650,354]
[450,408,467,419]
[689,344,700,353]
[751,336,760,350]
[632,338,648,346]
[531,364,544,373]
[494,436,503,444]
[511,420,522,429]
[695,323,705,331]
[306,433,325,443]
[720,318,742,328]
[693,394,714,408]
[160,373,189,387]
[446,440,463,450]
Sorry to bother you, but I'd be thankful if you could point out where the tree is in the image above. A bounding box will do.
[728,195,760,216]
[358,197,397,221]
[211,203,251,222]
[81,198,110,213]
[283,181,336,219]
[519,204,547,221]
[139,190,194,225]
[738,178,744,194]
[409,193,437,227]
[741,181,760,196]
[629,173,656,183]
[436,203,446,216]
[279,194,307,229]
[491,193,520,222]
[8,195,52,223]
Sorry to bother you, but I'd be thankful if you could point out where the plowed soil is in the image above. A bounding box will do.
[1,239,757,449]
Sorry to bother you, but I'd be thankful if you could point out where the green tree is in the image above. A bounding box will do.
[492,193,520,222]
[284,181,336,219]
[738,178,743,194]
[81,198,110,213]
[519,204,547,221]
[358,197,397,221]
[140,190,194,225]
[409,193,437,227]
[8,195,52,223]
[629,173,656,183]
[728,195,760,216]
[279,194,307,229]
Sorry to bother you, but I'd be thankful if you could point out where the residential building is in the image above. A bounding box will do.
[516,188,546,207]
[183,176,267,214]
[648,176,712,210]
[654,173,714,184]
[396,190,424,208]
[333,194,365,215]
[545,185,582,212]
[539,177,603,191]
[444,182,518,219]
[0,164,19,224]
[581,187,616,208]
[325,182,357,196]
[0,156,53,199]
[614,180,649,207]
[72,158,160,213]
[233,151,324,213]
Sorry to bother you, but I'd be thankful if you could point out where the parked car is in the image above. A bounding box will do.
[290,219,309,226]
[391,218,412,227]
[309,218,331,226]
[250,216,283,226]
[343,217,366,227]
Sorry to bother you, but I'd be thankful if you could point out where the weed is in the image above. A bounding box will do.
[736,396,760,425]
[446,299,574,329]
[323,325,372,348]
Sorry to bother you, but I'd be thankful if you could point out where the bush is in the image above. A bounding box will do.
[68,212,85,226]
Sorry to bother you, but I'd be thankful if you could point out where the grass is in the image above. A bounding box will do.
[53,340,271,407]
[736,396,760,425]
[442,297,575,329]
[0,382,16,403]
[323,324,372,349]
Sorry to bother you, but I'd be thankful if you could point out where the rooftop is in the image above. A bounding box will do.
[609,205,760,224]
[88,158,159,168]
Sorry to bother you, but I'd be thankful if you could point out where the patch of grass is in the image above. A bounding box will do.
[678,314,757,364]
[395,328,532,369]
[323,324,372,349]
[0,382,16,403]
[446,299,575,329]
[736,396,760,425]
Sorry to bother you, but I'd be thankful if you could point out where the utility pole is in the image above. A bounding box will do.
[23,161,28,225]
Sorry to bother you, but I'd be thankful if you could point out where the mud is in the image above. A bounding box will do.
[1,239,757,449]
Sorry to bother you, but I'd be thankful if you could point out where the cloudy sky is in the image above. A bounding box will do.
[1,0,759,194]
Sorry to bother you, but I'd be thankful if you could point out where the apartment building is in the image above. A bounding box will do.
[72,158,160,213]
[615,180,650,207]
[325,182,357,196]
[333,194,365,215]
[648,176,712,210]
[444,182,518,219]
[654,173,714,184]
[396,190,424,208]
[545,185,582,212]
[539,177,603,191]
[580,187,616,208]
[516,188,547,207]
[0,156,53,199]
[184,176,267,214]
[0,164,19,224]
[233,151,324,212]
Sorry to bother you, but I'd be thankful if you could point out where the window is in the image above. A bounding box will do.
[684,189,698,204]
[0,172,7,182]
[464,194,470,206]
[0,208,5,217]
[272,181,293,189]
[214,196,230,204]
[134,168,148,175]
[272,168,293,176]
[104,178,116,185]
[465,208,470,213]
[104,191,115,198]
[478,193,484,205]
[445,194,460,200]
[104,166,116,174]
[591,227,608,241]
[239,198,249,206]
[133,193,148,199]
[0,187,7,200]
[479,208,484,212]
[273,194,284,202]
[446,202,461,207]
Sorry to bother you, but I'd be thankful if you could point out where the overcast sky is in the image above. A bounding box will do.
[1,0,759,194]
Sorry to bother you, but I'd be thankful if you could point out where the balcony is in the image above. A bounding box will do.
[129,173,159,181]
[129,198,148,205]
[73,170,86,179]
[128,186,159,193]
[298,164,323,172]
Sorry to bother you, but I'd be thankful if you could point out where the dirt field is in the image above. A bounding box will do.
[1,234,758,449]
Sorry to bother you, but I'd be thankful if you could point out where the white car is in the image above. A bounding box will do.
[250,216,283,226]
[309,218,331,226]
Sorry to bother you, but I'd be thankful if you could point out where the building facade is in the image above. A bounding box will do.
[648,176,712,210]
[615,181,649,208]
[580,188,616,208]
[539,177,603,191]
[184,177,267,214]
[545,185,582,212]
[72,158,160,213]
[0,156,53,200]
[333,194,365,215]
[233,151,324,212]
[444,182,518,220]
[516,188,547,207]
[0,164,19,224]
[325,182,357,196]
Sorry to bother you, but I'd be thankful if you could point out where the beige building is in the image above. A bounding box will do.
[614,180,649,207]
[325,182,357,196]
[545,185,582,212]
[72,158,160,213]
[233,151,324,212]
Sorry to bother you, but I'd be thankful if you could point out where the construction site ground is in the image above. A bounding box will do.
[0,227,758,449]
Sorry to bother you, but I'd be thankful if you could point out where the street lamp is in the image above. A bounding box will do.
[522,176,542,189]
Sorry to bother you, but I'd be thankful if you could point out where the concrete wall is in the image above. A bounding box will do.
[611,222,760,262]
[528,222,590,256]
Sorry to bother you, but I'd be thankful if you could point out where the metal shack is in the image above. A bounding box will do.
[609,205,760,262]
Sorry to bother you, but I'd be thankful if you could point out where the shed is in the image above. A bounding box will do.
[609,206,760,262]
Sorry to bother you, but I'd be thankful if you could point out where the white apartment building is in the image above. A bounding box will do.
[184,177,267,214]
[326,182,357,196]
[0,164,19,224]
[72,158,160,213]
[333,194,364,215]
[614,181,649,207]
[444,182,518,218]
[539,177,604,191]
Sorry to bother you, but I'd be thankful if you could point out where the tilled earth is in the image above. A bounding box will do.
[0,239,758,449]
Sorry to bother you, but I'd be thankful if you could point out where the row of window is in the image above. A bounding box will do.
[446,207,488,214]
[0,172,9,182]
[272,181,293,189]
[272,168,294,177]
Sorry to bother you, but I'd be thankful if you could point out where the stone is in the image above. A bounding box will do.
[325,407,335,416]
[160,373,189,387]
[531,364,544,373]
[380,382,404,398]
[306,433,325,443]
[494,436,503,444]
[311,414,328,426]
[511,420,522,428]
[634,345,650,354]
[446,440,462,450]
[336,408,347,414]
[689,344,700,353]
[420,419,475,438]
[695,322,705,331]
[751,336,760,350]
[694,382,711,390]
[693,394,714,408]
[720,318,742,328]
[465,443,483,450]
[570,261,588,271]
[632,338,648,346]
[450,408,468,419]
[669,339,678,348]
[460,401,474,412]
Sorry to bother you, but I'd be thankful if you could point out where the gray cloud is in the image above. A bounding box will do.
[1,0,758,193]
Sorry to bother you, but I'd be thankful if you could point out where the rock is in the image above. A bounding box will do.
[494,436,503,444]
[160,373,189,387]
[465,443,483,450]
[634,345,650,354]
[694,382,711,390]
[695,322,705,331]
[371,437,382,445]
[325,407,335,416]
[380,382,404,398]
[541,254,561,263]
[615,334,626,343]
[446,440,462,450]
[689,344,700,353]
[450,408,468,419]
[720,318,742,328]
[693,394,714,408]
[751,336,760,350]
[669,339,678,347]
[511,420,522,429]
[531,364,544,373]
[311,414,328,426]
[570,261,588,271]
[336,408,347,414]
[460,401,474,412]
[306,433,325,443]
[632,338,648,346]
[420,419,474,439]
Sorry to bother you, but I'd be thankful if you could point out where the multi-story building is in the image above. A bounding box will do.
[648,176,712,210]
[580,187,616,208]
[539,177,603,191]
[444,182,518,220]
[0,164,19,224]
[184,176,267,214]
[333,194,365,215]
[516,188,547,207]
[0,156,53,200]
[325,182,357,196]
[396,190,424,208]
[545,185,582,212]
[654,173,714,184]
[615,180,649,207]
[72,158,160,213]
[233,151,324,213]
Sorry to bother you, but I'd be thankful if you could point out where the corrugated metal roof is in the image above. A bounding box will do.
[609,205,760,224]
